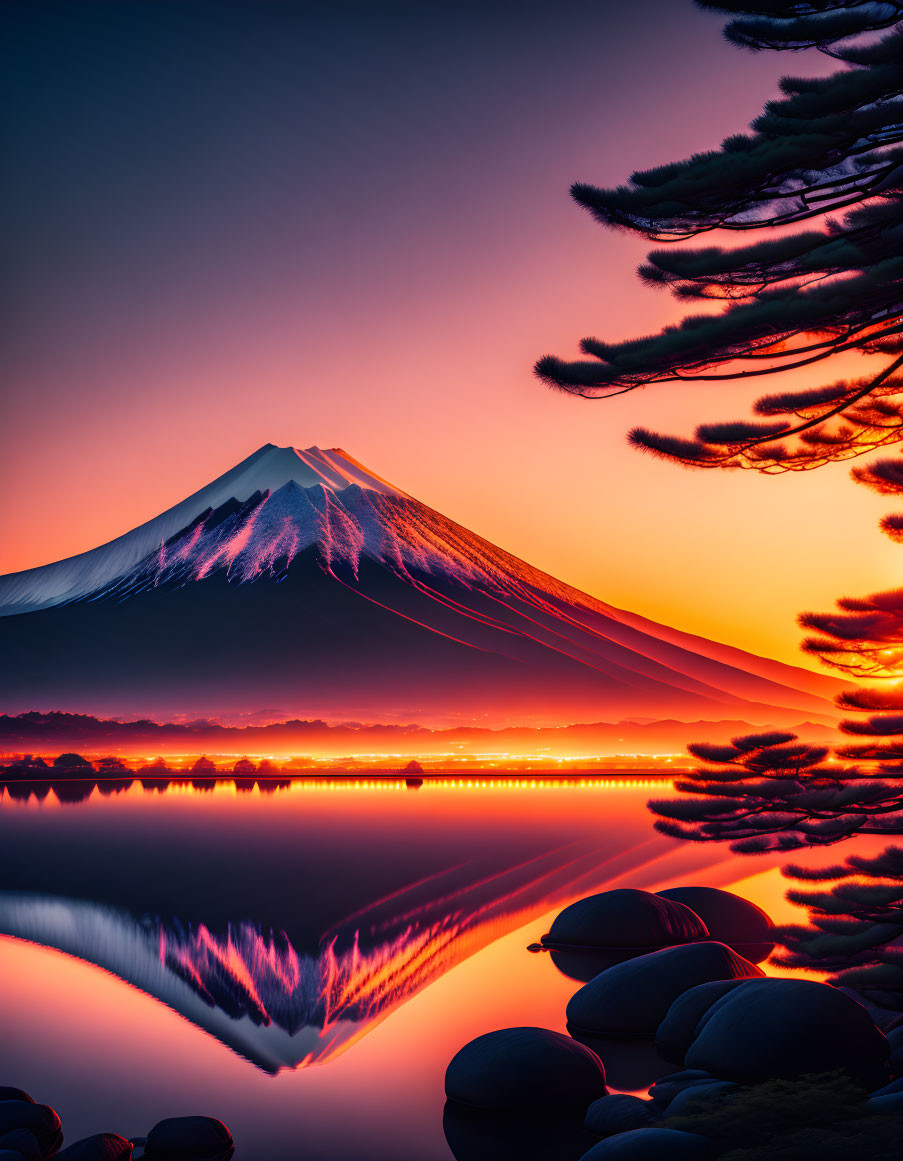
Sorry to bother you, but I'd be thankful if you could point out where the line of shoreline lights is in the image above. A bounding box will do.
[0,776,676,806]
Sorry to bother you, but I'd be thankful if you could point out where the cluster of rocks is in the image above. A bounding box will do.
[445,886,903,1159]
[0,1089,233,1161]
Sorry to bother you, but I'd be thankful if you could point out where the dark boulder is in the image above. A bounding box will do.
[579,1127,714,1159]
[0,1096,32,1107]
[547,948,625,985]
[648,1071,718,1111]
[868,1091,903,1115]
[0,1104,62,1158]
[443,1104,595,1161]
[568,1036,673,1092]
[663,1080,737,1117]
[54,1136,132,1161]
[445,1027,608,1116]
[656,887,774,963]
[656,979,752,1063]
[543,890,708,972]
[143,1116,234,1160]
[566,943,763,1038]
[584,1095,654,1137]
[885,1024,903,1073]
[0,1129,41,1161]
[685,978,890,1089]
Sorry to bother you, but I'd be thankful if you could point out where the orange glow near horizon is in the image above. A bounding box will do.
[3,10,897,676]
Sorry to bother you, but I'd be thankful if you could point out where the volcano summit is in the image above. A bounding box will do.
[0,444,842,724]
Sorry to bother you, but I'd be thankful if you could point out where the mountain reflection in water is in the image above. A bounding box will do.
[0,839,614,1072]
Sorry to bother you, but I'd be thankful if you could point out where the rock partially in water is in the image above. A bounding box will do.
[54,1135,133,1161]
[579,1127,714,1159]
[445,1027,608,1116]
[655,979,752,1063]
[656,887,774,963]
[685,978,890,1089]
[647,1071,718,1111]
[0,1103,62,1159]
[443,1104,595,1161]
[663,1080,738,1117]
[543,890,708,972]
[547,948,627,984]
[584,1094,654,1138]
[143,1116,234,1160]
[567,1034,673,1092]
[566,943,763,1038]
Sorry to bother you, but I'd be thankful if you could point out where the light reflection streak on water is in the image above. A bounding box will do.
[0,777,674,809]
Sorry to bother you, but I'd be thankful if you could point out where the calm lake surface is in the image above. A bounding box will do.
[0,777,793,1160]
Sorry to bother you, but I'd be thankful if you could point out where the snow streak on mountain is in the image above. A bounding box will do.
[0,444,844,724]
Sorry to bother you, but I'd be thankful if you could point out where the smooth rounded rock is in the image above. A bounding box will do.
[885,1024,903,1073]
[686,978,890,1089]
[569,1034,673,1092]
[566,943,763,1038]
[443,1104,594,1161]
[55,1136,132,1161]
[0,1096,32,1108]
[144,1116,233,1160]
[657,887,774,963]
[0,1131,40,1161]
[647,1071,716,1110]
[584,1094,654,1137]
[0,1104,61,1158]
[580,1127,714,1159]
[656,979,752,1063]
[545,890,708,965]
[868,1091,903,1114]
[664,1080,737,1117]
[445,1027,608,1116]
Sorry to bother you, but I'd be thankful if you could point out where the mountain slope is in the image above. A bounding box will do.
[0,444,845,725]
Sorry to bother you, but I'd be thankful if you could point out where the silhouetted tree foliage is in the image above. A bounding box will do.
[649,730,903,852]
[776,847,903,1008]
[535,2,903,472]
[537,1,903,1006]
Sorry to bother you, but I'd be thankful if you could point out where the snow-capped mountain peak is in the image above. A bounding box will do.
[0,444,403,615]
[0,442,847,725]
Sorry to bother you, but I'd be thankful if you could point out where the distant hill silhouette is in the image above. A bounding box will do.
[0,709,834,759]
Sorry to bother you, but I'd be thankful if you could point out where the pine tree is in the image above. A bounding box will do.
[536,2,903,1008]
[649,730,903,852]
[535,3,903,473]
[778,847,903,1011]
